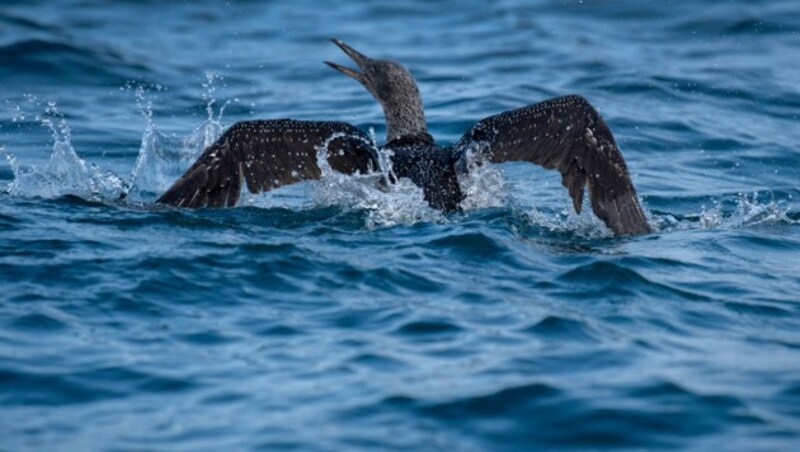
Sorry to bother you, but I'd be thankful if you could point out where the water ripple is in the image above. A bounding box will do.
[556,261,712,302]
[0,38,150,85]
[1,0,799,449]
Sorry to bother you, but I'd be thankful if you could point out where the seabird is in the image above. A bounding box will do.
[157,39,651,235]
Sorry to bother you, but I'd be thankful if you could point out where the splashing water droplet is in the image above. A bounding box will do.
[126,79,229,200]
[2,101,126,200]
[456,141,508,211]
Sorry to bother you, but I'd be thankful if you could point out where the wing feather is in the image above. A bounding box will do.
[457,95,651,235]
[156,120,377,208]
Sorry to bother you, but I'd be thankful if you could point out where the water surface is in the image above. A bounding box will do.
[1,1,799,450]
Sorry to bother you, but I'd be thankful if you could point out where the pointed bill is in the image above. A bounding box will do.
[324,38,372,84]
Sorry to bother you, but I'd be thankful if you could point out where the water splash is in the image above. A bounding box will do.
[513,190,795,238]
[181,74,228,158]
[125,75,227,200]
[456,141,509,211]
[697,191,795,229]
[519,203,611,238]
[649,191,796,233]
[200,72,230,134]
[1,76,231,203]
[3,100,125,200]
[1,145,14,194]
[313,132,443,227]
[309,138,512,228]
[125,87,185,199]
[125,85,171,199]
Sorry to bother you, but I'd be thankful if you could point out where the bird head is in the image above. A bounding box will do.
[325,39,428,141]
[325,39,420,110]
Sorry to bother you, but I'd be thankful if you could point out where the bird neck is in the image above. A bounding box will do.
[385,131,435,148]
[381,93,428,142]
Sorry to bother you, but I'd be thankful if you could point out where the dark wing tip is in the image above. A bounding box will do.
[156,139,242,209]
[155,166,210,209]
[461,95,652,236]
[591,190,652,235]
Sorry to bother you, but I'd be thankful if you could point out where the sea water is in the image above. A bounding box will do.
[1,1,799,449]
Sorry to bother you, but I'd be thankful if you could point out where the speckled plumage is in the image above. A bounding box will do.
[157,39,651,235]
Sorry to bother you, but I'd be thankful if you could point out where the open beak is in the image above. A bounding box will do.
[324,38,371,84]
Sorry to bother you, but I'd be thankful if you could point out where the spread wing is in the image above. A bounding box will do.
[456,95,651,235]
[156,120,378,208]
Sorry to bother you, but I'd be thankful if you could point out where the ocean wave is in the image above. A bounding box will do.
[0,12,58,33]
[2,2,800,448]
[670,16,800,37]
[0,38,150,85]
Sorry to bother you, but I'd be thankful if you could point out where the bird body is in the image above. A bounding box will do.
[157,39,651,235]
[383,136,463,212]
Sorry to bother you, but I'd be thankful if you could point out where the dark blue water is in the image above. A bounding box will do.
[2,1,800,449]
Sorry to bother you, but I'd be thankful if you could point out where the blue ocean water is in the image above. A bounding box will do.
[1,0,799,449]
